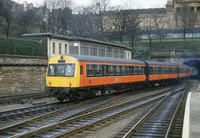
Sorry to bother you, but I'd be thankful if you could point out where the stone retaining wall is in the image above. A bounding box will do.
[0,55,48,96]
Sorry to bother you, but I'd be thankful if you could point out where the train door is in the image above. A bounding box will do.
[143,61,149,81]
[80,64,84,86]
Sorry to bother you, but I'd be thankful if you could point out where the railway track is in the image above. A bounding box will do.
[115,84,188,138]
[0,86,173,125]
[0,102,69,122]
[0,88,175,138]
[0,93,131,137]
[0,92,51,105]
[0,94,121,126]
[167,83,189,138]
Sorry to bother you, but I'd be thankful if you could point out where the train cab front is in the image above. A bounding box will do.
[45,56,79,102]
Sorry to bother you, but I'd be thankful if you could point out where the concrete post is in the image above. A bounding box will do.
[194,6,197,14]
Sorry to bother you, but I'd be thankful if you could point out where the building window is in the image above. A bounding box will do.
[90,46,97,56]
[65,44,67,54]
[81,46,89,55]
[113,48,119,58]
[107,47,112,57]
[69,46,78,54]
[59,43,62,54]
[120,50,124,58]
[99,47,105,57]
[52,42,55,54]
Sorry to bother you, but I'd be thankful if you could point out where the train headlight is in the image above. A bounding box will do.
[69,82,72,87]
[48,81,51,85]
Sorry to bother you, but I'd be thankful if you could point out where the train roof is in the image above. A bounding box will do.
[144,60,177,66]
[66,55,145,64]
[177,64,190,68]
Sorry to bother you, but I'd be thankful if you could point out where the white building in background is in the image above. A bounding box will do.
[22,33,132,59]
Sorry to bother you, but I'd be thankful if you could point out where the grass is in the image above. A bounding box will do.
[113,38,200,51]
[140,38,200,42]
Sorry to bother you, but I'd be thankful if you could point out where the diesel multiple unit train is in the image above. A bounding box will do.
[45,55,190,101]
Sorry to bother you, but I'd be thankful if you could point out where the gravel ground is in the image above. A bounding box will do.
[0,86,172,112]
[106,86,173,106]
[70,85,183,138]
[0,97,58,128]
[188,80,200,92]
[75,103,155,138]
[0,86,173,129]
[0,97,58,112]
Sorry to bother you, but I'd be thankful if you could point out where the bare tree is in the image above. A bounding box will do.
[70,7,93,37]
[142,15,154,42]
[18,9,35,33]
[89,0,114,40]
[126,12,140,47]
[0,0,14,37]
[176,7,195,41]
[152,13,166,43]
[35,2,52,33]
[112,8,130,43]
[42,0,73,35]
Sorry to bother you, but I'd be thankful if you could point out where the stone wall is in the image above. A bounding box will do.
[0,55,48,96]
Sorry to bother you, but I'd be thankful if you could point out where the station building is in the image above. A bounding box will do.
[22,33,132,59]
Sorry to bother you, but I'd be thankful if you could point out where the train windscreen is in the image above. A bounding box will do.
[48,64,75,77]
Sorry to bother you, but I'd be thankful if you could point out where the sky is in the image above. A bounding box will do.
[13,0,167,9]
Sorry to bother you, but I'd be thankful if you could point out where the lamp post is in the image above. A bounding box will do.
[149,36,152,60]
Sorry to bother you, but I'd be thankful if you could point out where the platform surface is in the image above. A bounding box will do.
[189,92,200,138]
[183,81,200,138]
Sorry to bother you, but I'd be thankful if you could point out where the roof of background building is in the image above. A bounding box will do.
[22,33,132,50]
[104,8,166,16]
[134,8,166,14]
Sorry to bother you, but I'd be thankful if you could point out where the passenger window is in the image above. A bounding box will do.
[87,64,94,77]
[121,66,126,75]
[141,66,144,74]
[115,66,121,76]
[133,66,137,75]
[129,66,133,75]
[126,66,130,75]
[108,65,114,76]
[150,67,153,75]
[137,66,140,75]
[159,67,161,74]
[95,65,102,76]
[103,65,107,76]
[138,66,141,75]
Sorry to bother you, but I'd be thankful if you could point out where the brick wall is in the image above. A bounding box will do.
[0,55,48,96]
